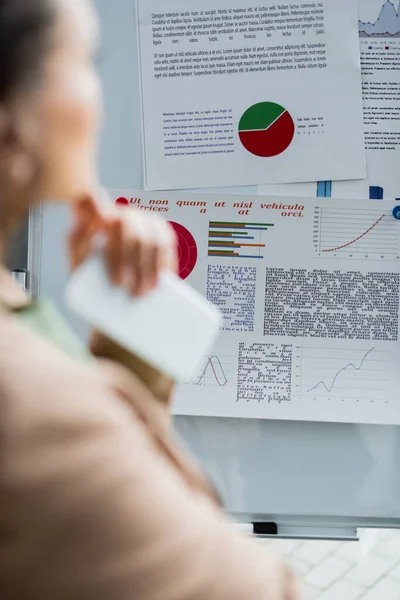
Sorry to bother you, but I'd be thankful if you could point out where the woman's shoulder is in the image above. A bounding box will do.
[0,267,130,429]
[0,302,166,441]
[0,305,136,430]
[0,305,218,504]
[0,306,170,493]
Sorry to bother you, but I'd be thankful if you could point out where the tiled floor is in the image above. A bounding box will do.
[264,529,400,599]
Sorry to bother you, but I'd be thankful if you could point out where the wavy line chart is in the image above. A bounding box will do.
[299,346,388,401]
[359,0,400,38]
[314,207,400,260]
[307,348,375,393]
[186,356,234,388]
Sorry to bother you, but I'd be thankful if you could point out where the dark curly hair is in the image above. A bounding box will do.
[0,0,56,101]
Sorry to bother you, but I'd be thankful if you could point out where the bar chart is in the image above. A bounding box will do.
[208,221,274,259]
[317,181,332,198]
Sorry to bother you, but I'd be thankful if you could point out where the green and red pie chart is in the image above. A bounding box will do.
[238,102,295,158]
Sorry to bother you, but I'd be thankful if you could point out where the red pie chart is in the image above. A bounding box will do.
[168,221,197,280]
[238,102,295,158]
[115,196,130,206]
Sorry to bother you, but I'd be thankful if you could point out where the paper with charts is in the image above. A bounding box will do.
[137,0,366,190]
[260,0,400,200]
[112,190,400,426]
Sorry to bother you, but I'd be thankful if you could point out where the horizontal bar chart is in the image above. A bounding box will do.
[208,221,274,259]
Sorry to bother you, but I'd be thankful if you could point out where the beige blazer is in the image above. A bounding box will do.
[0,269,301,600]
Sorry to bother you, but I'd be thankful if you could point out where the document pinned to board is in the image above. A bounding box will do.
[260,0,400,202]
[109,189,400,427]
[136,0,366,190]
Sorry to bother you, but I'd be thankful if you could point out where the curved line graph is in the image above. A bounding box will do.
[193,356,228,387]
[359,0,400,37]
[307,348,375,393]
[322,215,385,253]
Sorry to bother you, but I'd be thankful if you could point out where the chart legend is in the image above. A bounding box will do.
[238,102,295,158]
[208,221,273,260]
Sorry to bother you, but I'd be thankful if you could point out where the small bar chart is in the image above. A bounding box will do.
[317,181,332,198]
[370,185,384,200]
[208,221,273,259]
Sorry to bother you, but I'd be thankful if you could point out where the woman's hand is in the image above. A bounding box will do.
[68,195,178,296]
[69,195,177,403]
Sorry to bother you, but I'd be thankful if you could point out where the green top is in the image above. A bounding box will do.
[18,299,91,361]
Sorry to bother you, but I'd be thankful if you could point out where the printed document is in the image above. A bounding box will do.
[110,189,400,426]
[137,0,366,190]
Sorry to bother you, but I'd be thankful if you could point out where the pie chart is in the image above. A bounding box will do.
[168,221,197,280]
[238,102,295,158]
[115,196,130,206]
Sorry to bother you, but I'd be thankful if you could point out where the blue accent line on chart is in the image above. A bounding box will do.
[214,255,265,259]
[215,235,255,240]
[307,348,375,393]
[240,227,270,231]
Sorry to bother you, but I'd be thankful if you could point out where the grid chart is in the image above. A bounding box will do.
[314,207,400,260]
[297,346,389,402]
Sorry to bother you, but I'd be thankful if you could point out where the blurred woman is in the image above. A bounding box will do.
[0,1,301,599]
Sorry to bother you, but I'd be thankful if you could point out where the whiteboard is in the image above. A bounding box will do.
[37,0,400,534]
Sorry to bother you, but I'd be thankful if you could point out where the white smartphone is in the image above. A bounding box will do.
[65,254,221,381]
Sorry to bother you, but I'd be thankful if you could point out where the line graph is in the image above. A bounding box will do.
[322,215,384,253]
[298,346,388,401]
[359,0,400,38]
[186,355,234,388]
[307,348,375,393]
[313,206,400,260]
